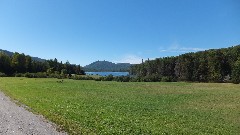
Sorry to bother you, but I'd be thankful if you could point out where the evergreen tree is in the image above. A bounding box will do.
[11,53,26,73]
[0,52,12,74]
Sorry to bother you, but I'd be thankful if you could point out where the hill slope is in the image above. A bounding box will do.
[84,61,132,72]
[0,49,46,62]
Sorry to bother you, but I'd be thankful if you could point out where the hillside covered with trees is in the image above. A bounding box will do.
[84,60,132,72]
[0,49,46,62]
[130,45,240,83]
[0,50,85,77]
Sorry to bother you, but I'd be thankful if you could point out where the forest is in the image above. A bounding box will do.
[0,52,85,77]
[130,45,240,84]
[84,60,131,72]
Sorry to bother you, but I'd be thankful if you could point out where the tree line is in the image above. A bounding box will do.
[1,45,240,84]
[0,52,85,77]
[130,45,240,84]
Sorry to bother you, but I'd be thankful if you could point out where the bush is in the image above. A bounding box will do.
[122,76,130,82]
[24,72,47,78]
[104,75,114,81]
[130,77,141,82]
[161,76,172,82]
[0,72,7,77]
[141,74,160,82]
[113,76,130,82]
[73,75,94,80]
[94,78,102,81]
[114,76,124,82]
[15,73,24,77]
[35,72,47,78]
[25,72,34,78]
[48,73,61,78]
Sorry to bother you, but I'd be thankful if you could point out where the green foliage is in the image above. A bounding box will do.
[0,51,85,77]
[48,73,61,79]
[24,72,34,78]
[0,72,7,77]
[24,72,47,78]
[0,52,11,74]
[104,74,114,81]
[0,78,240,134]
[114,76,131,82]
[232,58,240,84]
[175,53,194,81]
[15,73,25,77]
[11,52,27,73]
[72,75,95,80]
[161,76,172,82]
[61,69,67,75]
[47,68,54,74]
[131,45,240,83]
[35,72,47,78]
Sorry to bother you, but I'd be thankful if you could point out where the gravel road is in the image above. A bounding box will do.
[0,91,67,135]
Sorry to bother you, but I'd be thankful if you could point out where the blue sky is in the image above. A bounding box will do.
[0,0,239,66]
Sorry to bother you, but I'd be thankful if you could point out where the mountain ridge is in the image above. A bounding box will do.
[0,49,46,62]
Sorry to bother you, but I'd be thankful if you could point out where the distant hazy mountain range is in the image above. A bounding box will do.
[0,49,46,62]
[84,60,132,72]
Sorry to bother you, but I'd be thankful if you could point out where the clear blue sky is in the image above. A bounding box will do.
[0,0,239,66]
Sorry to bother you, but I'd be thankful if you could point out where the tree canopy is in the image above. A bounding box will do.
[0,51,85,76]
[130,45,240,83]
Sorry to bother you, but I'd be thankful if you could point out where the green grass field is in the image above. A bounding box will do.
[0,77,239,134]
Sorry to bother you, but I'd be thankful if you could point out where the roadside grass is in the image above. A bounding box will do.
[0,77,239,134]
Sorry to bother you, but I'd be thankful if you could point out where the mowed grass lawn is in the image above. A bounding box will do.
[0,78,240,134]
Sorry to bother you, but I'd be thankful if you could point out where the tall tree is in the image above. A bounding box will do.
[25,55,32,72]
[0,52,12,74]
[207,50,225,82]
[175,53,194,81]
[11,53,26,73]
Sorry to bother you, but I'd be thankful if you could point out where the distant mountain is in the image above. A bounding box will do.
[84,60,132,72]
[0,49,46,62]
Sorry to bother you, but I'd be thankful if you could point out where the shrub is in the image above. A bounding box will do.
[161,76,172,82]
[73,75,94,80]
[130,77,141,82]
[35,72,47,78]
[0,72,7,77]
[48,73,61,78]
[25,72,34,78]
[104,75,114,81]
[15,73,24,77]
[114,76,124,82]
[122,76,130,82]
[94,78,102,81]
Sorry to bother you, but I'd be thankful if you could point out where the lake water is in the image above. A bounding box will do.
[86,72,129,77]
